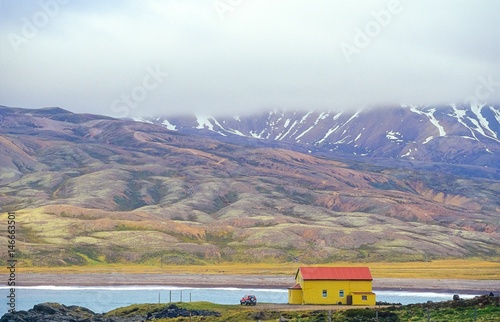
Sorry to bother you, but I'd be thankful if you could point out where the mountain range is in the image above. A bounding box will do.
[139,104,499,167]
[0,105,498,266]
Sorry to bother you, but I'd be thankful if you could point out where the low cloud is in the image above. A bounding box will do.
[0,0,498,117]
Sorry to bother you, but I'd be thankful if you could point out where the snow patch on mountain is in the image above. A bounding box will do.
[131,117,153,124]
[471,105,499,141]
[410,106,447,136]
[354,128,364,142]
[161,119,177,131]
[195,115,214,130]
[317,125,340,145]
[141,105,499,166]
[386,131,403,142]
[422,136,433,144]
[296,112,328,141]
[401,148,415,158]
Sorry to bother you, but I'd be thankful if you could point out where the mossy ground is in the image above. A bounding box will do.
[16,259,500,280]
[105,297,500,321]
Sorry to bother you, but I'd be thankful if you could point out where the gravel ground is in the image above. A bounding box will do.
[4,273,499,294]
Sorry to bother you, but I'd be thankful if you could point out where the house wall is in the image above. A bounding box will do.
[300,280,373,305]
[288,288,303,304]
[352,293,376,306]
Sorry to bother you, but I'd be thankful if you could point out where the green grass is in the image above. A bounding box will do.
[103,298,500,321]
[106,302,283,322]
[17,259,500,281]
[398,302,500,322]
[3,207,499,276]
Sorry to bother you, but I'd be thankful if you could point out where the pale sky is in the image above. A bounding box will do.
[0,0,499,118]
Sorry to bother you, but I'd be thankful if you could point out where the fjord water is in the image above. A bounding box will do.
[0,286,480,315]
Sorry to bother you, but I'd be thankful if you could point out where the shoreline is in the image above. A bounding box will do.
[2,273,499,295]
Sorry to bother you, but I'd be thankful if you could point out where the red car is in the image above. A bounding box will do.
[240,295,257,305]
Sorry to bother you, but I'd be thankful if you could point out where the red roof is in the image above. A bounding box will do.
[288,283,302,289]
[297,267,373,281]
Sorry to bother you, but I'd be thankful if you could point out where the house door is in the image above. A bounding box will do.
[346,295,352,305]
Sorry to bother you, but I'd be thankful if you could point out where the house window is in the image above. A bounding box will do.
[339,290,344,297]
[322,290,328,298]
[362,295,368,301]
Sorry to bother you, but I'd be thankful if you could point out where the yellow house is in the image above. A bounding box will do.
[288,267,376,306]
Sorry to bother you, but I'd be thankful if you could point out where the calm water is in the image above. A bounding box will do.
[0,285,481,315]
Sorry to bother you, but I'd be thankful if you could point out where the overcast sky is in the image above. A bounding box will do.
[0,0,499,118]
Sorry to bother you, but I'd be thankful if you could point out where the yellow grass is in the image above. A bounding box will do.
[18,259,500,280]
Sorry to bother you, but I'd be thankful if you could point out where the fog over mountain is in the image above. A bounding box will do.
[1,1,499,266]
[1,1,499,117]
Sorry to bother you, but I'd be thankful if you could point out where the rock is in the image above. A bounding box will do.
[33,303,60,314]
[453,294,460,301]
[0,302,143,322]
[146,304,221,320]
[0,302,222,322]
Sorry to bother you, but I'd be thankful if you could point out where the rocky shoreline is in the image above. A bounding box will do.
[0,302,221,322]
[1,295,498,322]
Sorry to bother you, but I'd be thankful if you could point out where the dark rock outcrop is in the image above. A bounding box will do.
[407,294,500,310]
[0,302,221,322]
[0,302,142,322]
[146,304,221,319]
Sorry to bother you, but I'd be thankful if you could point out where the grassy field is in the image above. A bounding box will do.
[104,297,500,321]
[17,259,500,280]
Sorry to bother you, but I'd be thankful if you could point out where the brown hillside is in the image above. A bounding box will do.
[0,107,498,265]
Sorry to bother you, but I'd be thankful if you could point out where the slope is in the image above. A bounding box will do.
[0,106,498,266]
